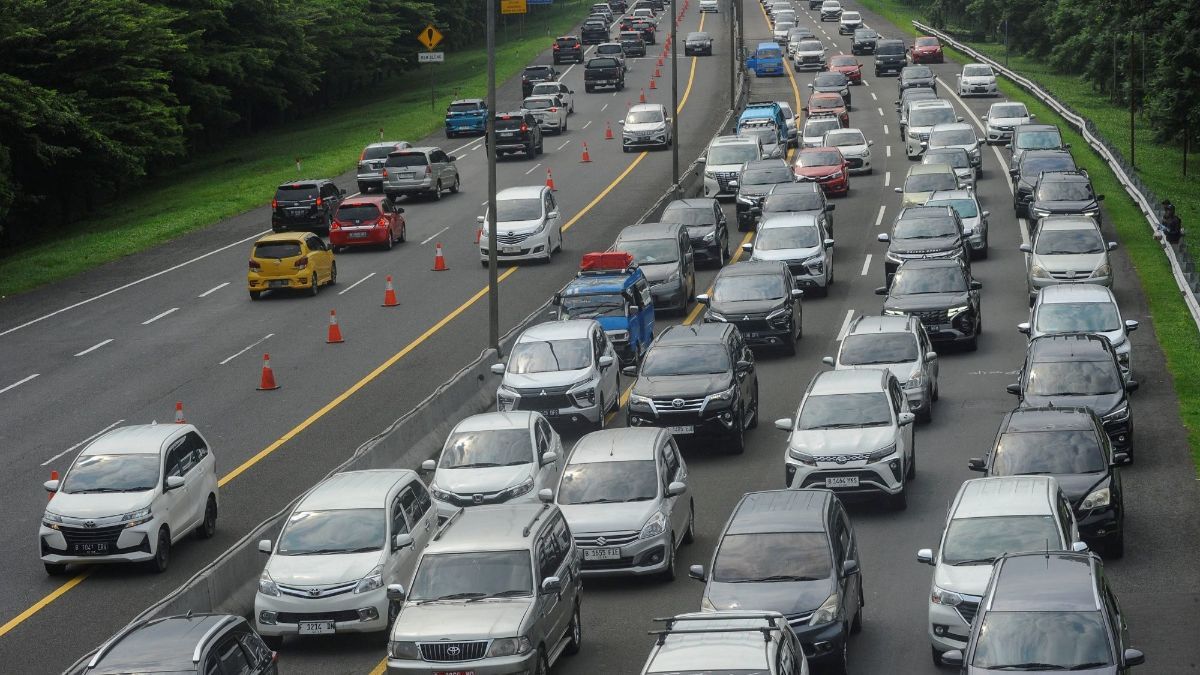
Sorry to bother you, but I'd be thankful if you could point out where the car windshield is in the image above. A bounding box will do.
[855,29,878,39]
[1035,228,1104,254]
[276,508,385,555]
[797,151,841,167]
[531,84,561,95]
[925,198,979,219]
[798,392,892,429]
[756,225,820,250]
[963,65,992,77]
[915,37,939,47]
[1038,182,1094,201]
[254,241,303,259]
[275,184,318,200]
[1026,360,1122,396]
[797,40,822,52]
[890,266,967,294]
[709,144,760,165]
[930,129,976,146]
[1036,302,1121,333]
[940,515,1062,565]
[641,344,731,376]
[508,339,591,374]
[894,216,958,239]
[661,205,715,226]
[909,108,957,127]
[763,191,822,212]
[524,98,556,110]
[830,56,858,67]
[495,198,543,222]
[1022,156,1075,176]
[905,66,933,79]
[992,104,1028,118]
[810,97,843,110]
[525,67,553,78]
[337,204,380,221]
[560,293,626,319]
[409,551,534,602]
[804,119,841,138]
[1016,130,1063,150]
[61,454,158,493]
[840,334,919,365]
[618,238,678,264]
[757,47,782,58]
[447,102,481,113]
[876,42,903,54]
[826,131,865,147]
[904,173,957,192]
[712,533,832,582]
[713,274,788,302]
[440,429,532,469]
[814,73,846,87]
[992,430,1107,474]
[742,167,792,185]
[774,21,794,32]
[972,611,1113,669]
[557,460,658,504]
[923,150,970,169]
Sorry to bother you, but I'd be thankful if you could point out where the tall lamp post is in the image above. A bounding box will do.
[486,0,500,353]
[671,0,680,195]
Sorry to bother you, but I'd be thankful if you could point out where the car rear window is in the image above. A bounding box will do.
[495,117,528,130]
[385,152,429,167]
[525,67,553,77]
[275,184,318,201]
[337,203,381,221]
[589,57,620,68]
[447,102,481,113]
[361,146,395,160]
[876,40,904,55]
[556,37,579,46]
[254,241,303,258]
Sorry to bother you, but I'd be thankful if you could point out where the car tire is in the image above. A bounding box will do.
[595,394,606,430]
[560,119,567,133]
[564,603,583,655]
[1107,530,1125,559]
[249,291,261,301]
[918,389,932,423]
[328,262,336,286]
[196,495,217,539]
[358,182,370,194]
[831,633,849,675]
[851,593,864,633]
[432,180,442,201]
[728,408,746,454]
[682,501,696,544]
[932,379,940,401]
[150,527,171,573]
[932,647,945,667]
[399,222,407,242]
[450,175,461,193]
[44,562,68,576]
[309,273,319,297]
[747,385,760,429]
[534,648,550,675]
[782,326,797,356]
[908,444,917,479]
[263,635,284,651]
[385,231,394,250]
[585,85,594,93]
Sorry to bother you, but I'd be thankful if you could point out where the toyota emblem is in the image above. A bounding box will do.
[308,588,321,597]
[671,398,685,409]
[835,456,849,465]
[83,520,96,528]
[595,537,608,546]
[473,494,484,504]
[447,646,462,657]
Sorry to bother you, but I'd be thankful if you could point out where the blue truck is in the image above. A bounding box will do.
[746,42,786,77]
[444,98,488,137]
[554,252,655,366]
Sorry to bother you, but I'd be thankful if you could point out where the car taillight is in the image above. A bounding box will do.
[549,107,558,113]
[316,196,323,207]
[271,198,278,209]
[382,168,388,178]
[359,149,366,161]
[377,217,389,227]
[249,259,261,271]
[330,220,340,230]
[553,43,560,50]
[294,256,309,270]
[520,123,529,132]
[425,165,432,176]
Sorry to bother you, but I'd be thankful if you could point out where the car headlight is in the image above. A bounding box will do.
[1030,265,1050,279]
[1082,209,1100,216]
[931,586,963,607]
[1117,351,1130,366]
[840,89,849,97]
[704,170,717,179]
[766,306,792,325]
[803,255,824,274]
[866,443,897,462]
[630,393,653,406]
[640,511,668,540]
[883,309,906,316]
[737,193,755,204]
[388,641,421,660]
[42,511,64,530]
[1092,262,1112,278]
[430,483,453,501]
[501,477,535,500]
[702,230,716,242]
[1103,403,1129,422]
[1030,208,1050,218]
[809,591,841,625]
[905,371,924,390]
[258,571,280,597]
[829,170,844,179]
[1080,487,1111,510]
[885,250,904,263]
[487,636,534,657]
[946,304,970,318]
[666,270,681,284]
[709,385,738,401]
[355,565,384,594]
[789,449,817,465]
[121,506,153,528]
[705,310,727,322]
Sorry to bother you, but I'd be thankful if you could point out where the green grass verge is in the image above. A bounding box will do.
[0,2,587,298]
[859,0,1200,472]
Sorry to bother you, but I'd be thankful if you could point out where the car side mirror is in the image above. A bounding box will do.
[599,355,615,369]
[841,559,860,576]
[867,140,875,146]
[826,204,835,212]
[917,548,934,565]
[622,365,638,377]
[823,238,835,249]
[541,576,562,594]
[742,242,753,253]
[807,83,814,88]
[1107,241,1118,251]
[688,564,706,581]
[874,286,888,296]
[490,363,506,375]
[893,187,902,193]
[1005,142,1013,149]
[969,280,982,291]
[447,155,457,162]
[1125,319,1139,332]
[898,412,915,425]
[1029,113,1037,118]
[982,210,990,218]
[548,211,560,219]
[1019,243,1032,253]
[618,119,625,125]
[1112,452,1130,466]
[956,116,964,122]
[552,292,562,306]
[821,356,835,367]
[792,288,804,299]
[667,481,687,496]
[387,584,407,602]
[695,293,710,305]
[1123,648,1145,667]
[925,351,938,363]
[538,488,554,503]
[877,233,890,242]
[774,417,794,431]
[1008,168,1019,177]
[421,459,437,472]
[165,475,185,491]
[967,457,986,472]
[981,114,989,120]
[540,451,558,466]
[941,650,964,667]
[392,533,413,551]
[1006,383,1021,395]
[1071,541,1089,553]
[476,215,486,223]
[736,360,752,372]
[1126,380,1139,393]
[1017,322,1031,334]
[43,479,59,493]
[258,539,272,554]
[697,155,706,164]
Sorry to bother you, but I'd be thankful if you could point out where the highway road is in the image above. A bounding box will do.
[3,0,1198,673]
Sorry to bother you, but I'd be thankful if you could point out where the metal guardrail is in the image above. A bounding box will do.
[912,21,1200,330]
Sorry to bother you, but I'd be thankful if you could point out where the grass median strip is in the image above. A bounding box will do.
[858,0,1200,472]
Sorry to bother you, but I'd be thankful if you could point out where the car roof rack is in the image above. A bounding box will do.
[192,615,238,663]
[648,614,783,646]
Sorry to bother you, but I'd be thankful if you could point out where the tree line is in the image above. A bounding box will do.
[0,0,506,248]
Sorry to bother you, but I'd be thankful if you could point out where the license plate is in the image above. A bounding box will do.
[584,547,621,561]
[287,208,307,215]
[298,621,335,635]
[70,542,109,555]
[825,476,860,488]
[398,172,415,179]
[268,280,290,288]
[502,245,521,253]
[500,132,516,137]
[744,332,761,338]
[667,425,694,434]
[349,232,369,239]
[541,408,559,417]
[434,671,475,675]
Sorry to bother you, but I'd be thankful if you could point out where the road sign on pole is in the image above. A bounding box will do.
[501,0,527,14]
[417,24,443,50]
[417,52,445,63]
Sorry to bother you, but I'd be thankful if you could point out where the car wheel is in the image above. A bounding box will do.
[932,647,945,667]
[1107,530,1125,559]
[263,635,284,651]
[728,408,746,454]
[932,378,940,401]
[918,389,932,423]
[196,495,217,539]
[151,527,171,573]
[560,118,567,133]
[660,535,677,581]
[748,386,760,429]
[908,443,918,479]
[564,603,583,655]
[782,326,797,356]
[399,222,407,242]
[309,273,319,296]
[851,594,863,633]
[682,501,696,544]
[328,262,337,286]
[595,394,606,430]
[831,632,849,675]
[249,291,261,301]
[432,180,443,201]
[534,648,549,675]
[450,175,461,193]
[44,562,68,576]
[720,239,729,266]
[385,230,394,250]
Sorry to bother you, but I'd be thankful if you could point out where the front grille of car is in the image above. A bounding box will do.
[915,132,931,141]
[801,56,819,63]
[275,610,361,624]
[811,453,872,463]
[992,124,1012,132]
[714,171,738,192]
[956,598,980,625]
[786,611,814,627]
[914,309,949,325]
[651,396,706,412]
[1048,269,1095,280]
[440,489,507,507]
[60,524,124,548]
[420,641,489,662]
[497,231,535,245]
[575,531,640,547]
[846,157,863,169]
[730,314,771,332]
[277,581,357,599]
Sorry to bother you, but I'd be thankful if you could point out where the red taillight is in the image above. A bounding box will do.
[315,196,323,207]
[520,123,529,132]
[359,149,366,161]
[382,168,388,178]
[377,217,389,227]
[294,256,309,270]
[271,198,278,209]
[330,220,340,230]
[553,43,560,50]
[549,107,558,113]
[425,165,432,176]
[249,259,261,271]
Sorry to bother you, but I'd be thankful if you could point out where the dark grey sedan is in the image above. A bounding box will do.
[684,31,714,56]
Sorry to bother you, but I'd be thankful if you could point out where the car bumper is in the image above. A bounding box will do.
[385,178,436,195]
[623,134,670,148]
[1029,274,1113,296]
[255,587,390,637]
[874,62,903,74]
[492,141,536,153]
[628,406,740,439]
[480,235,553,262]
[586,78,623,88]
[911,51,943,63]
[792,60,826,71]
[786,456,904,495]
[793,619,848,664]
[446,121,487,134]
[248,272,317,291]
[357,173,384,185]
[1077,505,1121,544]
[577,531,672,577]
[432,491,540,521]
[838,25,859,34]
[271,215,324,230]
[846,156,871,174]
[903,385,930,415]
[684,45,713,55]
[39,522,157,565]
[986,126,1014,143]
[965,230,987,251]
[330,227,390,246]
[533,119,562,133]
[929,602,972,652]
[388,651,539,674]
[703,176,736,200]
[799,175,849,195]
[959,83,998,96]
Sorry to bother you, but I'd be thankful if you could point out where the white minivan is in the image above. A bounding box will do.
[478,185,563,264]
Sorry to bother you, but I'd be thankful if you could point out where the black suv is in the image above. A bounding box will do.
[698,261,804,354]
[1028,170,1105,223]
[271,179,344,234]
[84,613,277,674]
[553,35,584,64]
[489,111,543,158]
[625,323,760,454]
[941,552,1145,673]
[1007,333,1137,457]
[971,406,1126,556]
[1011,148,1079,216]
[659,197,730,267]
[874,39,907,76]
[688,489,863,674]
[852,28,879,54]
[877,258,982,350]
[761,182,835,234]
[584,56,626,91]
[877,205,969,281]
[520,65,558,97]
[581,19,609,45]
[619,30,647,57]
[734,159,794,230]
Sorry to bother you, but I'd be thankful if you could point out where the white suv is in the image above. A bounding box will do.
[40,424,218,575]
[916,476,1087,665]
[478,185,562,264]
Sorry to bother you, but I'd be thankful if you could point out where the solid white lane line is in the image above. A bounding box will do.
[601,103,609,112]
[198,282,229,298]
[420,227,451,246]
[884,171,891,187]
[886,145,892,157]
[219,333,274,366]
[583,120,593,129]
[0,373,39,394]
[74,339,113,357]
[836,309,855,342]
[337,272,377,295]
[42,419,125,466]
[861,254,872,276]
[875,205,886,227]
[870,92,877,101]
[557,140,572,150]
[141,307,179,325]
[524,162,542,175]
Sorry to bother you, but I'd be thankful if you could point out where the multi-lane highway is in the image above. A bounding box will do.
[2,0,1199,673]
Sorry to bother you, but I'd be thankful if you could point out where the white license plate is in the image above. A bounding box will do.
[744,332,761,338]
[349,232,369,238]
[434,671,475,675]
[825,476,860,488]
[667,425,694,434]
[398,172,415,179]
[298,621,335,635]
[502,245,521,253]
[583,547,621,561]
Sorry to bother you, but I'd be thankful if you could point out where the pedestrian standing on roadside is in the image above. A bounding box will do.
[1160,200,1183,247]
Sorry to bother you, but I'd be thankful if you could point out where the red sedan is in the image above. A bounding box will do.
[909,36,944,63]
[805,92,850,127]
[792,147,849,196]
[828,55,863,84]
[329,195,406,250]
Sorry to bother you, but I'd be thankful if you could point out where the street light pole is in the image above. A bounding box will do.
[486,0,500,353]
[671,0,680,196]
[729,0,736,109]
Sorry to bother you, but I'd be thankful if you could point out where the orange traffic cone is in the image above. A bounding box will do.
[654,66,662,78]
[432,243,449,271]
[326,310,345,343]
[604,122,614,140]
[580,143,592,163]
[48,470,59,501]
[474,227,482,245]
[657,56,664,67]
[174,401,186,424]
[382,275,398,307]
[639,88,647,103]
[546,168,557,191]
[649,78,657,90]
[257,353,280,390]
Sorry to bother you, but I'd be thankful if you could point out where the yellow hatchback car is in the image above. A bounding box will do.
[247,232,336,300]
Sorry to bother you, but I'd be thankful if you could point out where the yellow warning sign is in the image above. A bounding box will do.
[501,0,528,14]
[417,24,443,51]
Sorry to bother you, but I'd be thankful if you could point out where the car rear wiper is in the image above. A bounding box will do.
[989,663,1067,671]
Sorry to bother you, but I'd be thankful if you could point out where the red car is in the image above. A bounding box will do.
[827,55,863,84]
[805,92,850,127]
[792,147,850,196]
[909,36,944,63]
[329,195,406,250]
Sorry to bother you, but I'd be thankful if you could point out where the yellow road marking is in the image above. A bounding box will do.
[0,572,89,639]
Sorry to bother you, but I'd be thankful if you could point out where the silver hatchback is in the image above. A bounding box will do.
[382,147,460,200]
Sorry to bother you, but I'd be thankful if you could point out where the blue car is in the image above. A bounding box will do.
[444,98,488,137]
[746,42,786,77]
[555,252,656,366]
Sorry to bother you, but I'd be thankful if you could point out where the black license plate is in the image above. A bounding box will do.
[70,542,110,555]
[541,409,560,417]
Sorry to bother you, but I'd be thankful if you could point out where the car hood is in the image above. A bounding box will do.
[495,218,545,235]
[885,291,970,313]
[814,85,849,95]
[794,165,841,178]
[267,550,381,586]
[762,142,784,159]
[960,75,995,85]
[627,121,668,134]
[502,368,591,390]
[752,245,822,264]
[1030,200,1099,215]
[634,373,733,399]
[1021,392,1124,417]
[1052,472,1109,504]
[558,500,659,534]
[837,361,919,386]
[709,162,749,174]
[834,143,869,157]
[968,667,1114,675]
[46,491,152,520]
[1032,252,1106,273]
[790,426,896,455]
[705,577,834,616]
[934,562,994,596]
[434,465,534,495]
[989,115,1030,128]
[903,77,936,88]
[394,599,532,640]
[890,234,961,255]
[708,298,787,316]
[638,261,679,282]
